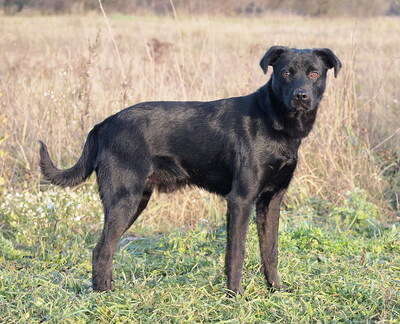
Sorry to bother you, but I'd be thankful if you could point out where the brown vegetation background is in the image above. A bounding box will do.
[0,5,399,227]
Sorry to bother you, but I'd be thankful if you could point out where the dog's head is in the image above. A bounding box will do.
[260,46,341,113]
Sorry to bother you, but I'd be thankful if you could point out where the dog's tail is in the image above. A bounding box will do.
[39,127,99,187]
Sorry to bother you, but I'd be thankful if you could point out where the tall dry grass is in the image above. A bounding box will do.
[0,14,399,227]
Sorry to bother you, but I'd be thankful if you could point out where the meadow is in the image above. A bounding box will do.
[0,12,399,322]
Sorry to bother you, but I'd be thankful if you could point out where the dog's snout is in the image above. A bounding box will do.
[293,89,310,101]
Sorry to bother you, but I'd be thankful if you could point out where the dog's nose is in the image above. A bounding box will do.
[293,89,309,101]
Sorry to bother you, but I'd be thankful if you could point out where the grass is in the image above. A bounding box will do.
[1,186,399,322]
[0,12,399,323]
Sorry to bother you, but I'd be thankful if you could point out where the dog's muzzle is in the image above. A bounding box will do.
[291,89,312,111]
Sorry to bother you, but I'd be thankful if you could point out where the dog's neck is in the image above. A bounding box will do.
[260,81,319,139]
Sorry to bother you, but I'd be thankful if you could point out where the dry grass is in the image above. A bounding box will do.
[0,14,399,228]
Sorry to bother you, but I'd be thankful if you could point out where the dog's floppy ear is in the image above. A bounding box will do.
[313,48,342,78]
[259,46,290,74]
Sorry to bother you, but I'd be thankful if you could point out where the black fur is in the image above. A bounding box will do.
[39,46,341,294]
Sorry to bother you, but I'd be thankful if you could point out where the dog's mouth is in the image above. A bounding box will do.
[288,100,313,112]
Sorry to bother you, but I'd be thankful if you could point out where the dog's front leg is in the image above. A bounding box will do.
[225,196,253,296]
[255,189,286,290]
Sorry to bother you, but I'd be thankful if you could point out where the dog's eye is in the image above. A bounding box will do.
[281,71,290,78]
[309,71,319,79]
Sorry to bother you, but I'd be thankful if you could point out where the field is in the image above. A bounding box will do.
[0,13,399,323]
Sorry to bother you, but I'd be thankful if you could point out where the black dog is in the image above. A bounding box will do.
[39,46,341,294]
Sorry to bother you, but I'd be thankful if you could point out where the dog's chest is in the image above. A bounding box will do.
[274,154,298,177]
[260,143,299,189]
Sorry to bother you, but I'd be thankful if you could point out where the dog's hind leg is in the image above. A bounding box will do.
[92,165,151,292]
[126,187,153,229]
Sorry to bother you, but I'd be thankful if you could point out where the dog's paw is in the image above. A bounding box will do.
[226,287,243,298]
[267,282,292,293]
[92,280,113,293]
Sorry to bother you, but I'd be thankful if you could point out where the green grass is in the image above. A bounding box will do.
[0,187,399,323]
